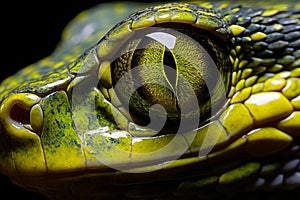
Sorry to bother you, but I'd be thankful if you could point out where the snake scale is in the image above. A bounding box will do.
[0,0,300,199]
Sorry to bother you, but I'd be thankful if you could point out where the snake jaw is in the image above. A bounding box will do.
[0,93,48,176]
[0,93,43,138]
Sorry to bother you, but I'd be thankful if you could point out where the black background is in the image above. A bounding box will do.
[1,0,151,82]
[1,0,98,81]
[0,0,151,199]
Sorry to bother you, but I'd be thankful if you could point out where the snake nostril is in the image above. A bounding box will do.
[10,103,31,125]
[0,93,42,137]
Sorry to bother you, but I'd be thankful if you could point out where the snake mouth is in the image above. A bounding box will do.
[0,93,43,137]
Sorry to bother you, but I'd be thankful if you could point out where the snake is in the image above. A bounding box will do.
[0,0,300,199]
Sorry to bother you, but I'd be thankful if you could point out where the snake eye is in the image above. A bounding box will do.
[100,24,230,134]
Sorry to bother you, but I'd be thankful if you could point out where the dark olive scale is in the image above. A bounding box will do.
[293,49,300,58]
[252,16,265,24]
[282,47,296,57]
[285,31,300,41]
[265,33,284,43]
[264,25,282,34]
[277,55,295,66]
[268,41,289,51]
[257,50,274,58]
[281,47,296,57]
[262,17,279,24]
[253,41,268,51]
[246,24,262,34]
[283,24,300,33]
[290,39,300,48]
[247,8,265,18]
[238,17,251,26]
[279,18,299,25]
[241,36,252,44]
[261,58,276,67]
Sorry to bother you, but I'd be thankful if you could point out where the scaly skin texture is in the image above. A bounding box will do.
[0,1,300,199]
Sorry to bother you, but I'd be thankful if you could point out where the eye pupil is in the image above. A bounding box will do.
[163,49,177,89]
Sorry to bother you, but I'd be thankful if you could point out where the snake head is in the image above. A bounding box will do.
[0,1,300,199]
